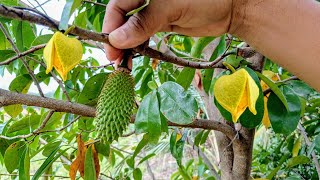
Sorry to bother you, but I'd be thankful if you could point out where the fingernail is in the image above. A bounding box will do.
[109,29,127,47]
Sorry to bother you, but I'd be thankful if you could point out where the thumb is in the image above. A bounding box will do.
[109,12,161,49]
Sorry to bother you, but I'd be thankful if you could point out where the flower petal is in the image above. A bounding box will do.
[43,35,56,74]
[246,71,259,115]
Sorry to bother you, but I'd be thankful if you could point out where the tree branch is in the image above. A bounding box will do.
[0,44,46,66]
[0,5,256,70]
[0,88,237,138]
[0,88,96,116]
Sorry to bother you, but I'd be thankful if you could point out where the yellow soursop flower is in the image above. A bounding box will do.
[214,68,259,123]
[43,32,83,81]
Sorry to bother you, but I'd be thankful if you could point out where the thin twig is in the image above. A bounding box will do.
[0,110,54,140]
[78,63,114,69]
[298,123,320,176]
[39,116,81,134]
[0,44,46,66]
[0,23,45,97]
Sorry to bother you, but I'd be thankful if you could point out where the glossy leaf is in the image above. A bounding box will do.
[4,141,25,173]
[77,73,109,106]
[286,156,310,168]
[4,104,22,118]
[268,86,301,135]
[59,0,82,30]
[135,90,162,143]
[9,74,32,93]
[170,131,186,166]
[84,145,96,180]
[203,36,226,94]
[256,71,289,111]
[32,147,68,180]
[19,146,30,180]
[158,82,198,125]
[133,168,142,180]
[176,67,196,90]
[12,21,35,51]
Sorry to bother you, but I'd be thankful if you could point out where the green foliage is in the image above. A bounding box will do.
[0,1,319,179]
[268,86,301,135]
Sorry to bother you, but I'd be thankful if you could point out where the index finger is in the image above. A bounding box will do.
[103,0,145,60]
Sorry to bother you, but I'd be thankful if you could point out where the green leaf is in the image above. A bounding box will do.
[9,74,32,93]
[95,142,110,157]
[314,134,320,153]
[286,156,310,168]
[74,11,88,29]
[268,86,301,135]
[32,147,68,180]
[194,130,204,147]
[19,146,30,180]
[287,80,314,99]
[170,131,186,166]
[176,37,214,90]
[84,146,96,180]
[31,34,53,55]
[31,34,53,46]
[0,0,18,5]
[4,104,23,118]
[133,168,142,180]
[133,134,149,159]
[135,91,162,143]
[77,73,109,106]
[190,37,215,58]
[202,36,226,94]
[6,114,41,135]
[266,154,289,179]
[4,141,25,173]
[126,0,151,16]
[138,153,156,165]
[59,0,82,30]
[0,50,15,62]
[12,21,36,51]
[42,141,62,157]
[176,67,196,90]
[256,71,289,111]
[200,130,210,145]
[158,82,198,125]
[0,30,10,50]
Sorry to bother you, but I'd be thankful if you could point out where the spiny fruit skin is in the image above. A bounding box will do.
[95,68,135,143]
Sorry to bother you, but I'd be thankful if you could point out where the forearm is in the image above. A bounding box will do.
[231,0,320,91]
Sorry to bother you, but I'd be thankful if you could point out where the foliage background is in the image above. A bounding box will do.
[0,0,319,179]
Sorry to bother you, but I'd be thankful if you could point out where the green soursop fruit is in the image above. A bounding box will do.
[95,67,135,143]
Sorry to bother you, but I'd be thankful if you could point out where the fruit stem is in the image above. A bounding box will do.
[64,25,76,35]
[119,49,132,69]
[223,62,236,73]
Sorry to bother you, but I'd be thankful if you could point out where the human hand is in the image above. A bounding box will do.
[103,0,233,64]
